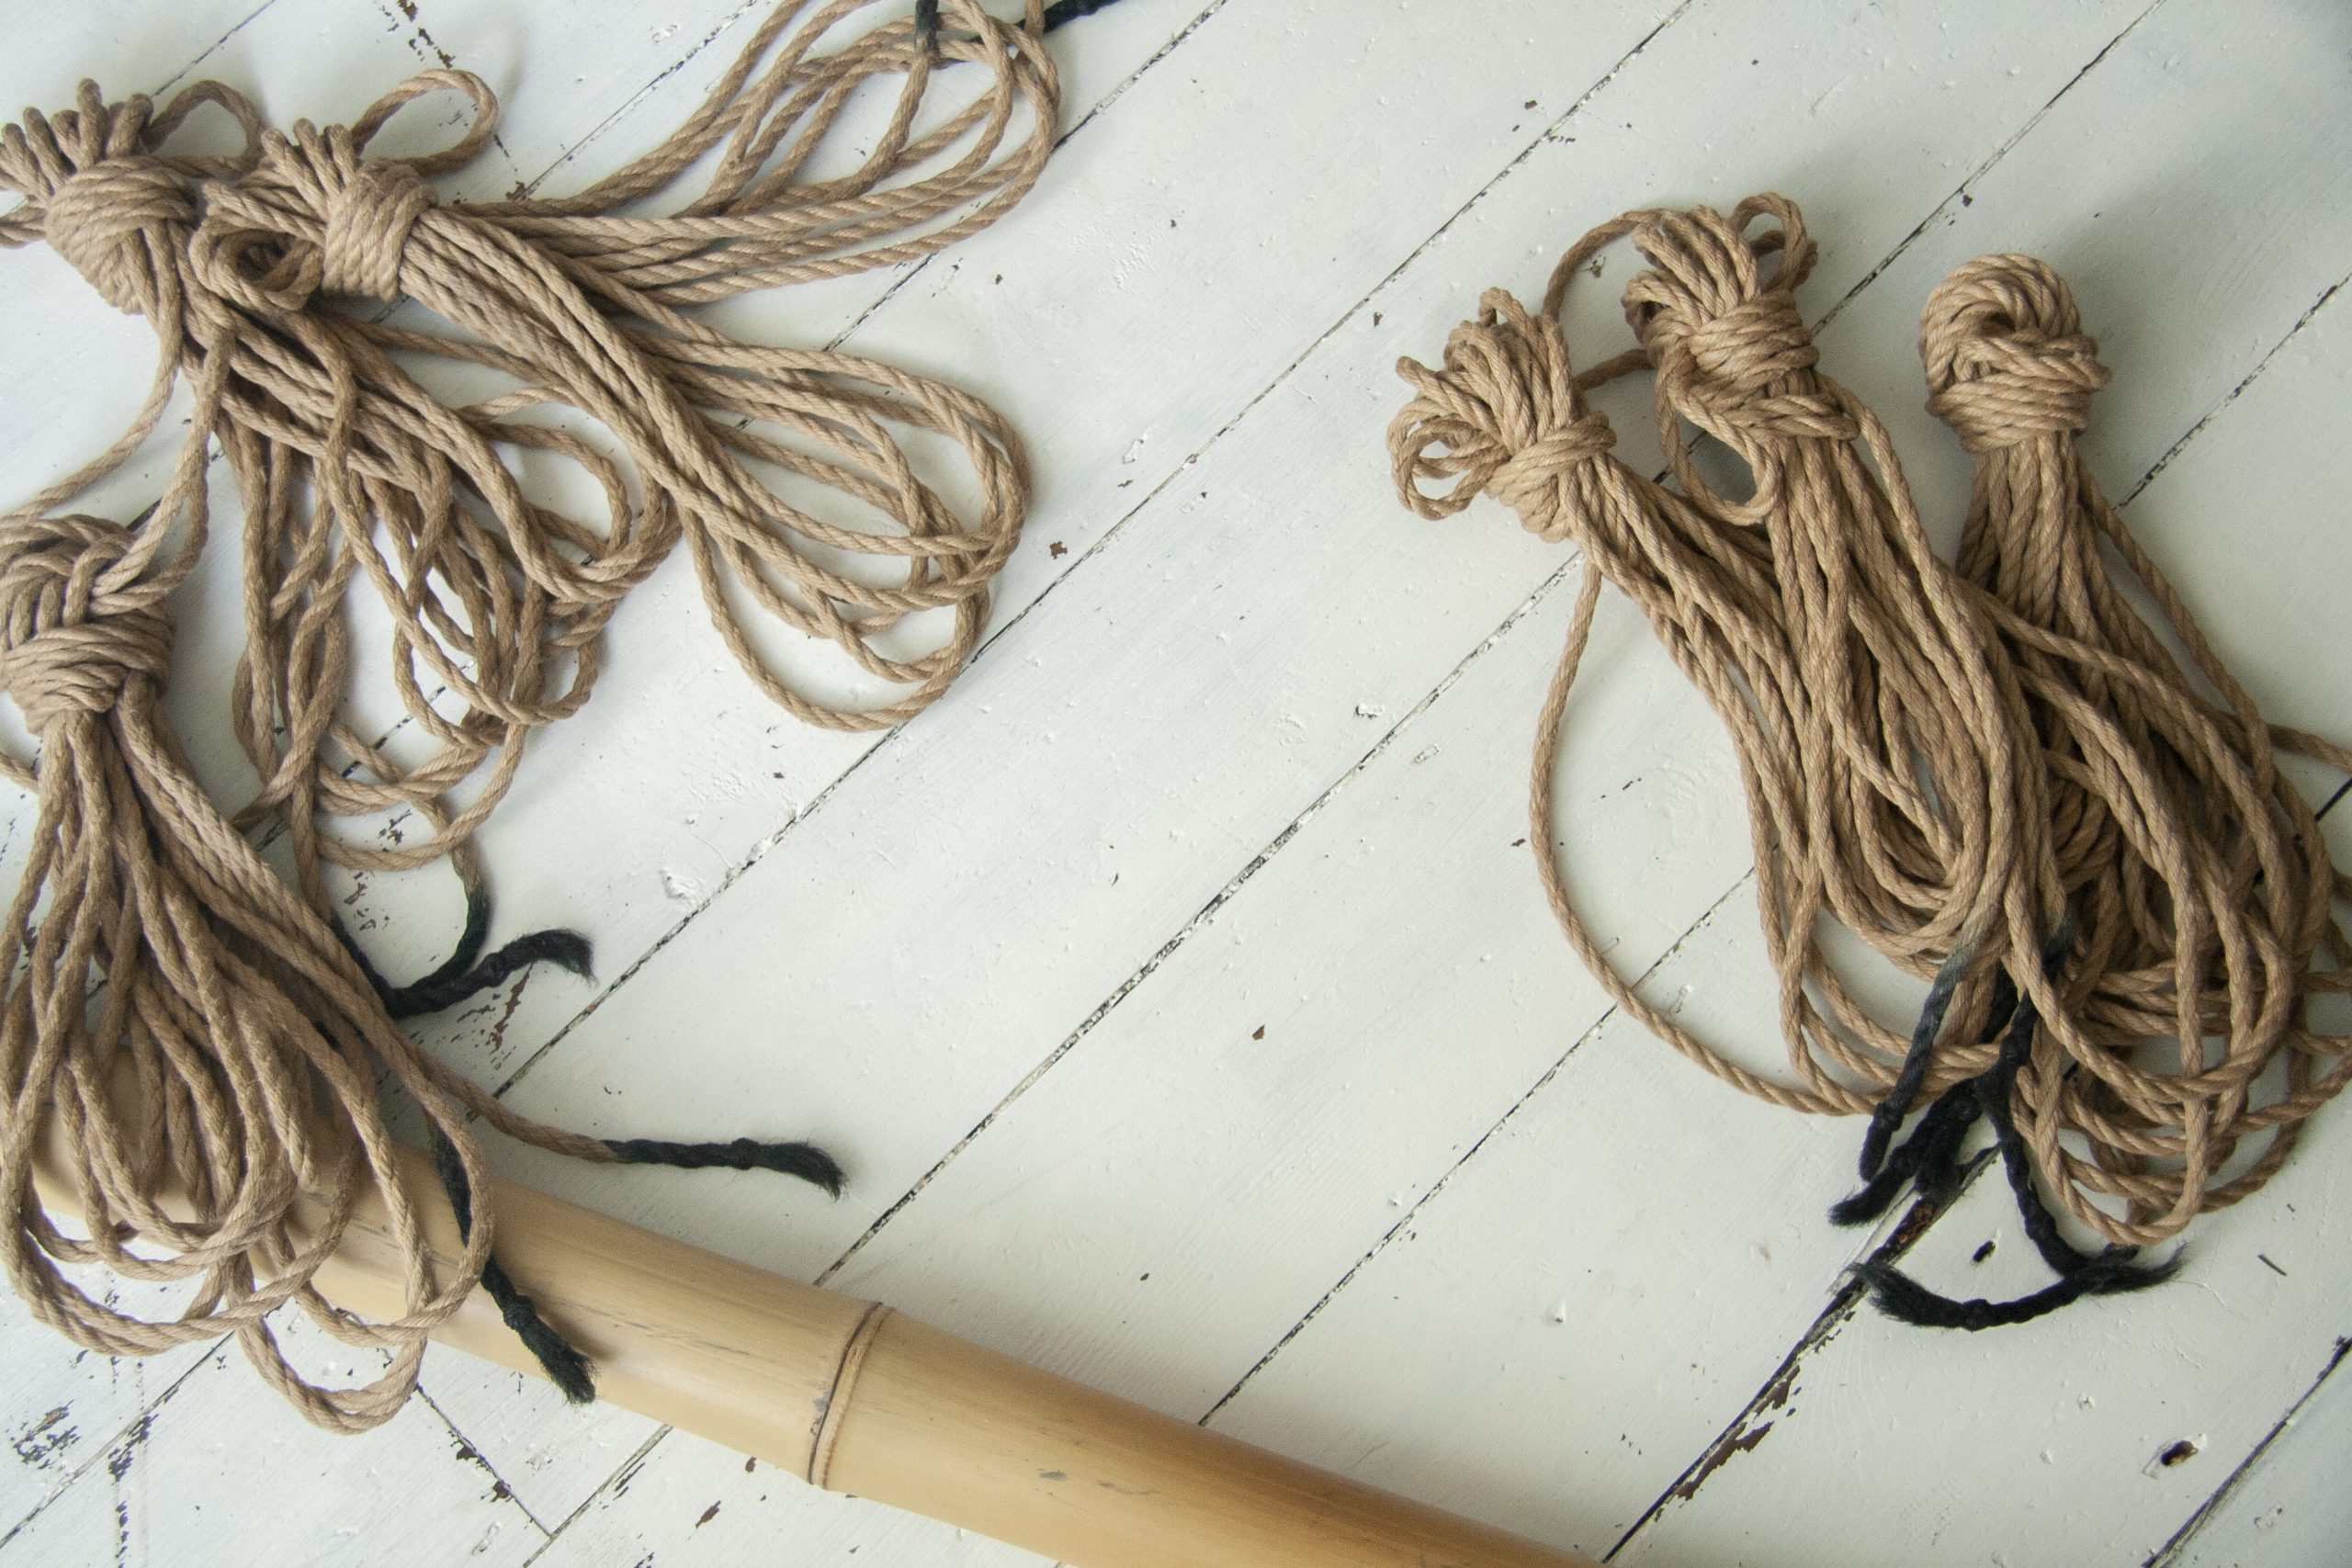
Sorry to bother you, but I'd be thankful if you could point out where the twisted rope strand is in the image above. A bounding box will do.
[0,0,1107,1427]
[1390,195,2350,1324]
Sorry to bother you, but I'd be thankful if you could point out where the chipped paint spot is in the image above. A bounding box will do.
[106,1412,155,1484]
[1670,1420,1774,1500]
[12,1405,78,1469]
[695,1501,721,1527]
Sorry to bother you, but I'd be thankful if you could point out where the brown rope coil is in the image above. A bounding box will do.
[0,0,1079,1428]
[1390,194,2350,1317]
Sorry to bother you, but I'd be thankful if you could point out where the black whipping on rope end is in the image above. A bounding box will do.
[1041,0,1125,27]
[1828,1166,1922,1228]
[605,1135,847,1198]
[483,1258,598,1404]
[377,925,594,1018]
[1851,1247,2182,1332]
[431,1132,600,1402]
[1829,1092,1989,1227]
[348,876,596,1021]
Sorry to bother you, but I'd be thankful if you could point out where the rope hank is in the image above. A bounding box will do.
[1390,194,2352,1326]
[0,0,1114,1428]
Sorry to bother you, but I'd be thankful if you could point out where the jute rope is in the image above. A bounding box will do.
[1390,195,2351,1324]
[0,0,1103,1428]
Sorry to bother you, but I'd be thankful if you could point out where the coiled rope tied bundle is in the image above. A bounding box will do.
[0,0,1118,1429]
[1389,194,2352,1328]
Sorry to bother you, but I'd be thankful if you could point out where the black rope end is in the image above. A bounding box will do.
[1854,1247,2181,1331]
[1828,1167,1915,1227]
[488,928,595,981]
[380,926,594,1019]
[483,1258,598,1404]
[1042,0,1124,28]
[430,1132,599,1401]
[605,1135,846,1197]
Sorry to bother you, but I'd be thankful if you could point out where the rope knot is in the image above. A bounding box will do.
[0,515,174,731]
[319,154,436,299]
[173,69,494,315]
[191,123,447,312]
[1680,291,1817,392]
[37,158,197,316]
[1614,202,1855,449]
[1491,421,1617,539]
[5,80,262,312]
[1921,254,2111,453]
[1388,289,1617,543]
[1641,289,1854,446]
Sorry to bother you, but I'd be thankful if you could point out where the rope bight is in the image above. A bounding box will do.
[1388,194,2352,1328]
[0,0,1119,1427]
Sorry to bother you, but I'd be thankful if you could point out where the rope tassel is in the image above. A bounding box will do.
[1390,195,2352,1325]
[0,0,1118,1427]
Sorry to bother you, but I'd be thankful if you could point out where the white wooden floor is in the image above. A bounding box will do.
[5,1,2350,1563]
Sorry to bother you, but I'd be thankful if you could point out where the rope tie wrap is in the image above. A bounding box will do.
[1629,206,1859,475]
[0,0,1114,1430]
[3,80,262,319]
[1390,194,2351,1328]
[1391,289,1618,545]
[0,515,174,728]
[40,160,198,314]
[1922,253,2110,452]
[192,128,442,307]
[320,157,435,299]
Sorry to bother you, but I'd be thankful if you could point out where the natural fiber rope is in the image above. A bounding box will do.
[0,0,1099,1428]
[1390,194,2350,1320]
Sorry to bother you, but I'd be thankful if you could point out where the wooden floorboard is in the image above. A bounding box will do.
[2,1,2345,1563]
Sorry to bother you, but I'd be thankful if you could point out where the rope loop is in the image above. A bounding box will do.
[1628,209,1857,452]
[1392,191,2352,1326]
[1388,288,1617,543]
[0,0,1119,1430]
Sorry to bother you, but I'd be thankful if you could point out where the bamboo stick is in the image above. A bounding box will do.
[30,1137,1595,1567]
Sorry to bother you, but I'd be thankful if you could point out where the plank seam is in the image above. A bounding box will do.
[0,1339,222,1551]
[812,544,1608,1286]
[2143,1335,2352,1567]
[1807,0,2171,341]
[1602,1152,2003,1559]
[1197,872,1763,1429]
[414,1384,560,1539]
[153,0,286,96]
[492,0,1713,1105]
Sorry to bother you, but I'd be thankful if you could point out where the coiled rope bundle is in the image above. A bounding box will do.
[0,0,1108,1428]
[1390,194,2351,1325]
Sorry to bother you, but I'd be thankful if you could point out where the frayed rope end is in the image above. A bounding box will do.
[483,1258,597,1404]
[1852,1247,2181,1332]
[605,1136,846,1198]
